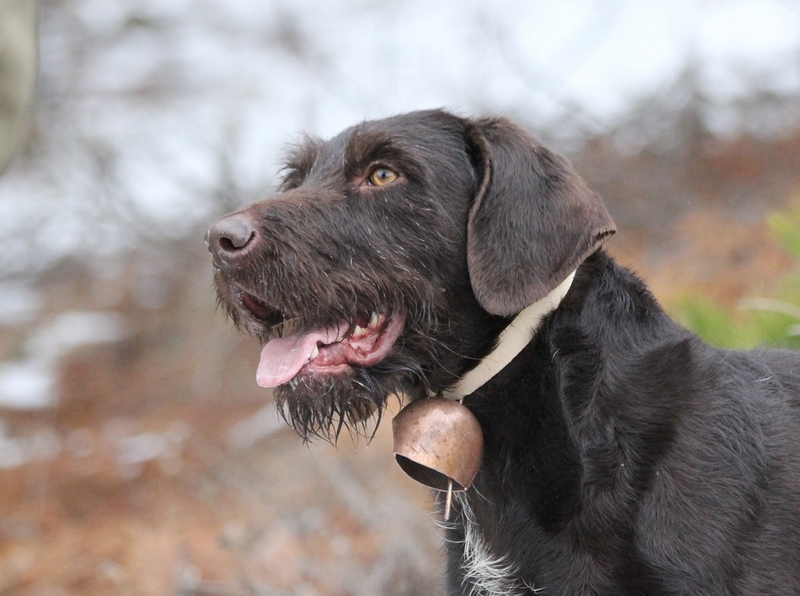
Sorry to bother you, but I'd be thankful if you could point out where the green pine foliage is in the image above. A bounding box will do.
[674,200,800,350]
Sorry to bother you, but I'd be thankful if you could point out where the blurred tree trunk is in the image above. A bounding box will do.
[0,0,37,173]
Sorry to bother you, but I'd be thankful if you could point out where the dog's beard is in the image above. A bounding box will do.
[214,275,467,442]
[273,350,429,443]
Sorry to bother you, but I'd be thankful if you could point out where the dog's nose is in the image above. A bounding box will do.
[206,212,259,269]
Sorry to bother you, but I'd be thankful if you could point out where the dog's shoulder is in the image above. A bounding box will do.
[454,249,800,593]
[749,348,800,394]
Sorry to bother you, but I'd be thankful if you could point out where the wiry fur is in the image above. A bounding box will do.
[209,110,800,594]
[211,111,510,442]
[451,492,539,596]
[272,342,420,442]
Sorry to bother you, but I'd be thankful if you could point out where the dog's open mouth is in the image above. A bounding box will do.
[239,292,405,388]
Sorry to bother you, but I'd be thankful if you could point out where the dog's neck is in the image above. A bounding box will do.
[443,270,576,399]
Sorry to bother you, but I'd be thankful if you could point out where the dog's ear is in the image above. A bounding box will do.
[464,117,615,316]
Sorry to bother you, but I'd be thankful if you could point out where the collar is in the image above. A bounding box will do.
[441,270,576,400]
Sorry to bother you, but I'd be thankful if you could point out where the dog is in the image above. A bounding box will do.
[207,109,800,595]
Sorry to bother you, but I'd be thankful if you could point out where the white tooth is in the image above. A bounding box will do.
[369,312,380,327]
[308,345,319,361]
[353,325,366,336]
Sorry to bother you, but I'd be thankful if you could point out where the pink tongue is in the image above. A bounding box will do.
[256,323,349,388]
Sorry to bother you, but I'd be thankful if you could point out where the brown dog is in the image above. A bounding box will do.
[208,110,800,594]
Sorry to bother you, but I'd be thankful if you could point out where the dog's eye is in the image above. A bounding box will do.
[368,167,398,187]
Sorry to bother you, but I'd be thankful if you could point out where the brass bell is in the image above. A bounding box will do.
[392,396,484,520]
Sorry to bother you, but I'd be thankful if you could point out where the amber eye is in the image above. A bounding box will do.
[368,167,398,187]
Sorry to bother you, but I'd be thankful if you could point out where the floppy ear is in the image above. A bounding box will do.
[464,117,615,316]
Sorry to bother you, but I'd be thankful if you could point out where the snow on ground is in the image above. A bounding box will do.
[0,311,130,410]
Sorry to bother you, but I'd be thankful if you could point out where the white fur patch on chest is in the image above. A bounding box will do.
[453,494,542,595]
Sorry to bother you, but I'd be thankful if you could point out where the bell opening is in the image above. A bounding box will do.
[394,454,467,492]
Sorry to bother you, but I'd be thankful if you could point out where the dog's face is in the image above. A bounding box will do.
[208,110,614,441]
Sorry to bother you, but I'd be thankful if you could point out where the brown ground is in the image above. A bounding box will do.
[0,129,798,595]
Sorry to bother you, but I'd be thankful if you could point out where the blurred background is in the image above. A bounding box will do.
[1,0,800,593]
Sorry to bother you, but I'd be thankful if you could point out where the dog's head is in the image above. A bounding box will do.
[208,110,614,441]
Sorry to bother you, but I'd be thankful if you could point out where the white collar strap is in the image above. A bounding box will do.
[442,270,577,400]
